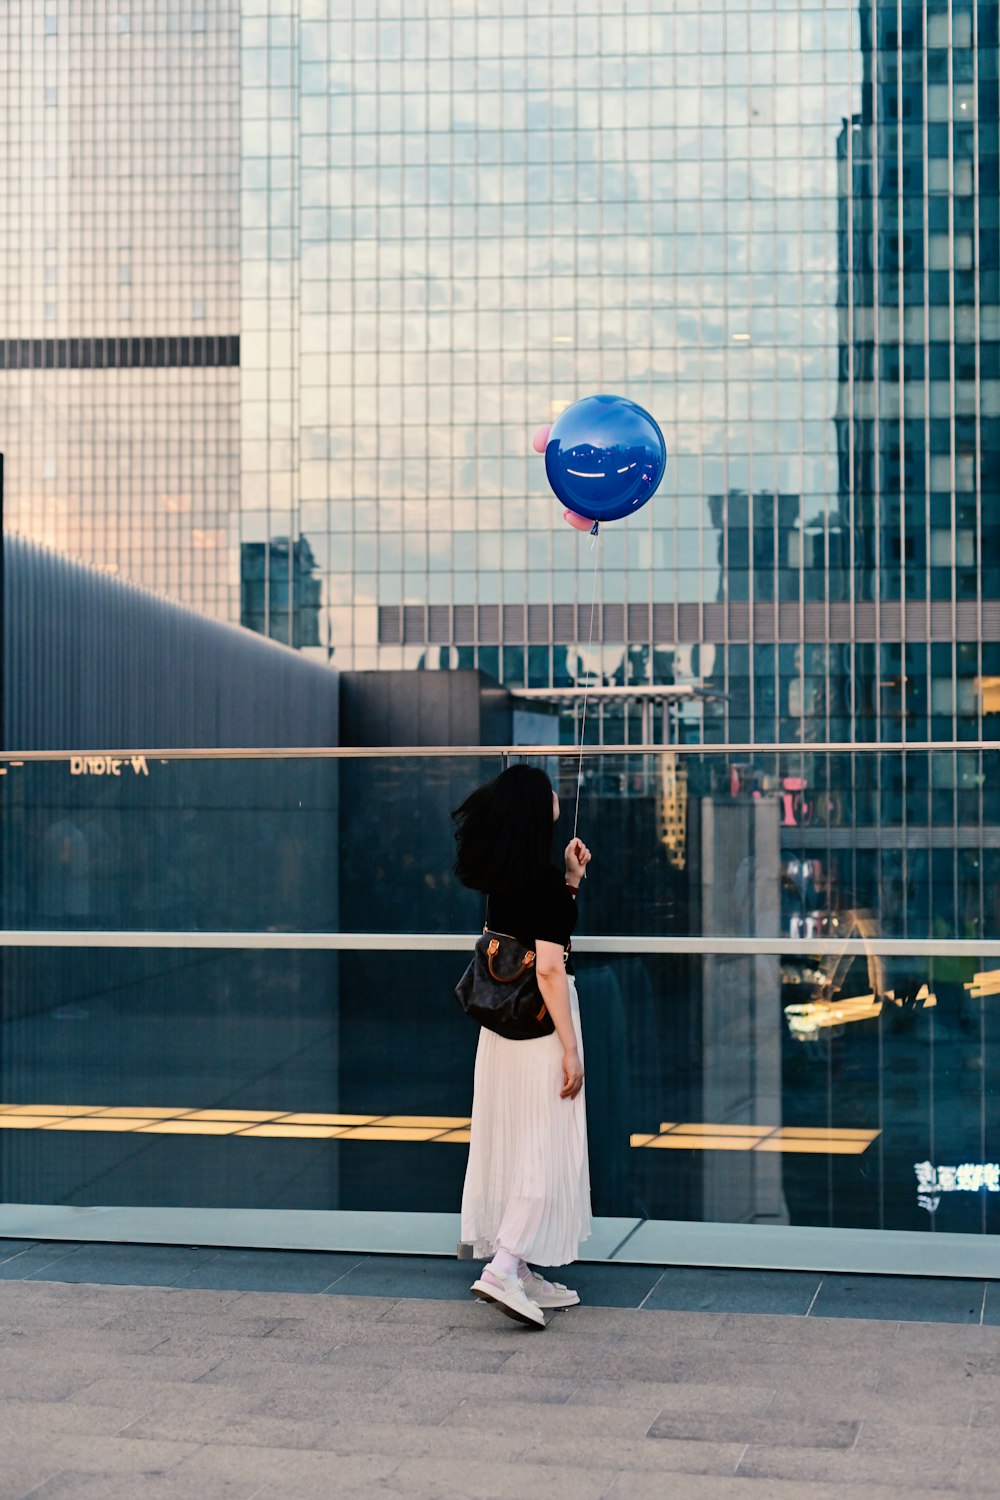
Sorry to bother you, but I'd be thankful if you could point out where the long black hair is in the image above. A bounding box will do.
[452,764,555,893]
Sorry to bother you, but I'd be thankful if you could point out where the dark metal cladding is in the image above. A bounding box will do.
[2,533,339,751]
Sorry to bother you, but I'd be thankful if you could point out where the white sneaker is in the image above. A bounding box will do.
[471,1268,546,1328]
[522,1270,580,1309]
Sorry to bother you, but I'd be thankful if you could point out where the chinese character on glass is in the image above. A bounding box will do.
[913,1160,938,1193]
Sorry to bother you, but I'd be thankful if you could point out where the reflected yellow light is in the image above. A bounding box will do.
[0,1104,474,1145]
[648,1135,764,1151]
[755,1138,872,1155]
[632,1122,881,1155]
[378,1115,471,1129]
[280,1113,380,1126]
[0,1116,63,1129]
[90,1107,193,1118]
[965,968,1000,999]
[182,1110,286,1122]
[5,1104,105,1116]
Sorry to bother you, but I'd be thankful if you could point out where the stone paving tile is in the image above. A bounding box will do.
[62,1378,260,1417]
[21,1245,213,1287]
[97,1310,327,1342]
[538,1305,727,1340]
[502,1341,884,1394]
[888,1319,1000,1352]
[325,1253,480,1302]
[167,1442,399,1490]
[650,1410,860,1449]
[171,1249,365,1295]
[225,1291,399,1323]
[982,1282,1000,1327]
[734,1442,961,1489]
[3,1433,200,1477]
[133,1334,340,1369]
[2,1456,68,1500]
[320,1338,517,1374]
[563,1377,776,1416]
[517,1433,747,1476]
[645,1267,822,1316]
[18,1473,260,1500]
[0,1242,88,1281]
[714,1310,898,1349]
[382,1456,619,1500]
[384,1367,579,1405]
[608,1475,981,1500]
[0,1400,138,1440]
[377,1295,496,1328]
[764,1390,976,1427]
[211,1416,533,1464]
[874,1356,1000,1397]
[194,1359,393,1402]
[811,1274,985,1325]
[442,1397,666,1439]
[23,1283,246,1317]
[228,1383,464,1429]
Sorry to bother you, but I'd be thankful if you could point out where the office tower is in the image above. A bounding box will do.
[3,1,997,751]
[255,0,996,752]
[0,2,241,619]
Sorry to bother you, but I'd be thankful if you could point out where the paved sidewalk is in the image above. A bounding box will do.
[3,1276,1000,1500]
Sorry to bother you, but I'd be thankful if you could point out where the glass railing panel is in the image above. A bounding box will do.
[3,747,997,940]
[0,754,501,935]
[512,747,1000,941]
[1,940,997,1238]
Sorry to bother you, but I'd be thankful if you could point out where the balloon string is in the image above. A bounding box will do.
[573,525,601,844]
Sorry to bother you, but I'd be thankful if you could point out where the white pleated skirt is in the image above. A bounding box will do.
[460,976,592,1268]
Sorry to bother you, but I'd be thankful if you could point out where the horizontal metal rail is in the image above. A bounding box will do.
[1,931,999,958]
[2,742,998,762]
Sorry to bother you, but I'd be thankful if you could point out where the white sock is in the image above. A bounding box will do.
[488,1248,520,1280]
[517,1259,532,1285]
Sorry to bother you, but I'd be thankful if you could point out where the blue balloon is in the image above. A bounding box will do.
[544,394,667,523]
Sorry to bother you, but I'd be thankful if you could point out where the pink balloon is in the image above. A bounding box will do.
[531,423,552,454]
[563,509,593,532]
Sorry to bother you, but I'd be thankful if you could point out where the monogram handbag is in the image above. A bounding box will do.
[454,917,558,1040]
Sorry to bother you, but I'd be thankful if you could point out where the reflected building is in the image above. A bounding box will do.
[0,3,241,619]
[4,1,997,755]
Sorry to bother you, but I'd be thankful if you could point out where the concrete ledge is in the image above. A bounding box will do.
[0,1205,997,1278]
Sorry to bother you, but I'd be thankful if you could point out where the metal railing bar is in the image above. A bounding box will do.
[1,931,999,958]
[2,741,999,762]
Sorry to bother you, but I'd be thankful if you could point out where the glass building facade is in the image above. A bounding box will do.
[0,0,241,618]
[4,0,997,745]
[267,0,997,751]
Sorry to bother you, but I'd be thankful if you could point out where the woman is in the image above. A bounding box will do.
[453,764,593,1328]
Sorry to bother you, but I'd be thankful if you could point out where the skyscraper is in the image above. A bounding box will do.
[4,1,997,749]
[0,1,241,619]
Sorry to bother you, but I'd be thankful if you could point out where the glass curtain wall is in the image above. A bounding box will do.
[0,2,241,619]
[239,0,999,753]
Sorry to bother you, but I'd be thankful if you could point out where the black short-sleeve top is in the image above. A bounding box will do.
[486,864,578,975]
